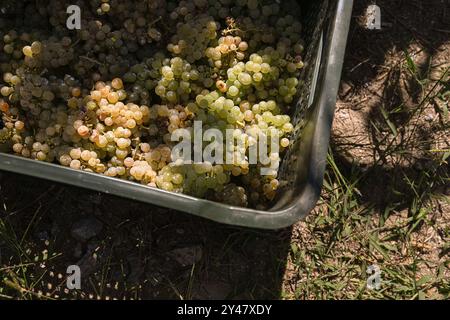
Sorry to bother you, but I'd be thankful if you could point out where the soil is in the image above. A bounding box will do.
[0,0,449,299]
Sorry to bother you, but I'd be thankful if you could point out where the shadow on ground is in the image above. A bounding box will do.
[332,0,450,212]
[0,171,291,299]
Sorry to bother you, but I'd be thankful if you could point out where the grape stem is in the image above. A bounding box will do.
[70,39,81,48]
[149,16,162,27]
[79,56,103,66]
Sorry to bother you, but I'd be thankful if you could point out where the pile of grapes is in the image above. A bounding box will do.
[0,0,305,209]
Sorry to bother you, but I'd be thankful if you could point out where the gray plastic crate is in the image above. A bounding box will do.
[0,0,353,229]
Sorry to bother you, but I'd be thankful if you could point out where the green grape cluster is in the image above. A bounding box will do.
[167,14,218,63]
[0,0,307,209]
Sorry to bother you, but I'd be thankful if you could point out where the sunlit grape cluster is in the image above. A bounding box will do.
[0,0,306,209]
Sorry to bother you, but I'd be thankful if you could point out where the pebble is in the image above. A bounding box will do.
[71,217,103,242]
[424,114,434,122]
[168,245,203,266]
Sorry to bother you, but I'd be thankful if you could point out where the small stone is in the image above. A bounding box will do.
[168,246,203,267]
[71,217,103,242]
[339,81,352,98]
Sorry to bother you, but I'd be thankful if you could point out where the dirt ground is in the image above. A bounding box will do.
[283,0,449,299]
[0,0,449,299]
